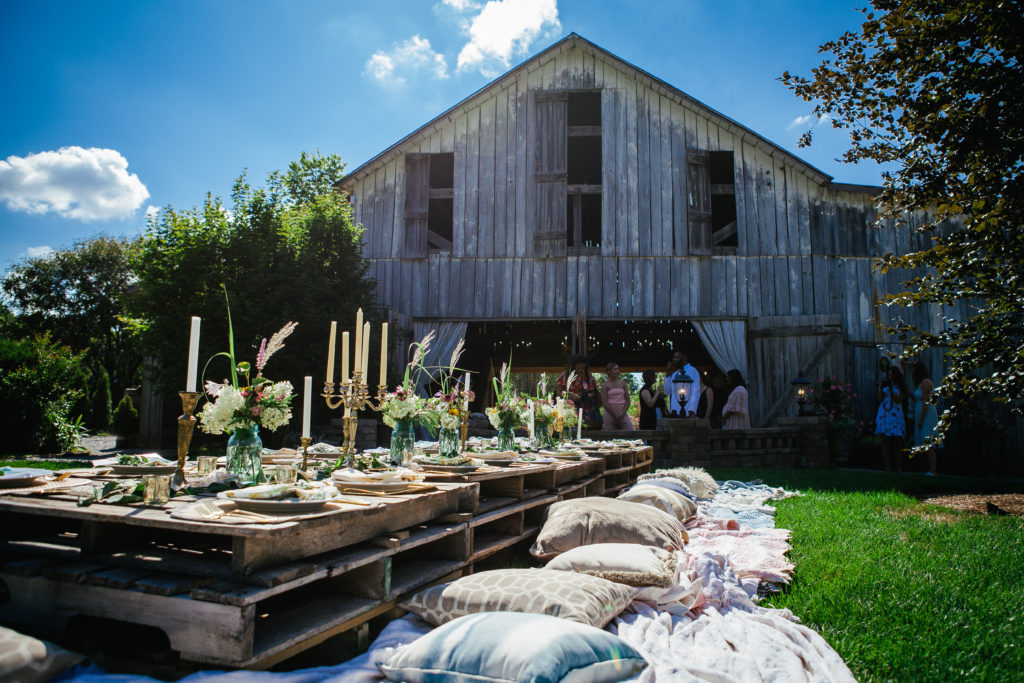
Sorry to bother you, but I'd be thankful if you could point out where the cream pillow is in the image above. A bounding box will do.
[530,497,687,560]
[618,483,697,521]
[0,626,83,683]
[401,568,636,628]
[546,543,677,588]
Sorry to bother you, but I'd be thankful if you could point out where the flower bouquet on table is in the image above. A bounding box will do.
[198,287,296,485]
[422,339,474,461]
[379,332,441,466]
[486,362,527,452]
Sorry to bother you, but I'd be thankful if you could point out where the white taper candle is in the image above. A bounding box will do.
[379,322,388,386]
[186,317,201,393]
[361,322,370,377]
[302,376,312,438]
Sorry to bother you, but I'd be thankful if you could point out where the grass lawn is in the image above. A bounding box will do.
[1,459,93,470]
[706,468,1024,682]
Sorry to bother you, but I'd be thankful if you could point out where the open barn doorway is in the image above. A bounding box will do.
[459,319,720,411]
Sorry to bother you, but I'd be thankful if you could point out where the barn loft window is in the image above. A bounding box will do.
[534,90,602,256]
[687,150,737,255]
[404,152,454,256]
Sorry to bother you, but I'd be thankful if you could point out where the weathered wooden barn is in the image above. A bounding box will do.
[339,33,951,427]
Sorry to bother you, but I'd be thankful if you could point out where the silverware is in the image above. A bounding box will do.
[191,499,272,522]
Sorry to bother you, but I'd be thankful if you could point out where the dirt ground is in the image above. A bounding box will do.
[919,493,1024,517]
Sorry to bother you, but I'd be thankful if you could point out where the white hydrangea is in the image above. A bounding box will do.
[199,386,246,434]
[439,410,461,430]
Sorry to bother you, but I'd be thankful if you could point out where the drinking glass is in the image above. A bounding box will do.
[274,465,298,484]
[197,456,218,475]
[143,474,171,505]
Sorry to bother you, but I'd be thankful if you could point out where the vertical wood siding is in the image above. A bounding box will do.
[348,41,948,423]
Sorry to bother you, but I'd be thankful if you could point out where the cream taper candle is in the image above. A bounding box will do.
[326,321,337,384]
[361,322,370,377]
[341,331,350,385]
[577,408,583,440]
[354,308,363,374]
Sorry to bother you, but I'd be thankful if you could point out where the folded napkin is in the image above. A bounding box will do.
[332,467,423,483]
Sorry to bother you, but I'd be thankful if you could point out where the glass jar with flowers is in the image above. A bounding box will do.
[486,363,526,451]
[198,288,296,484]
[378,332,441,466]
[425,339,472,460]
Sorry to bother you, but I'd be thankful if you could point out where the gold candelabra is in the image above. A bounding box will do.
[322,369,387,468]
[173,391,202,488]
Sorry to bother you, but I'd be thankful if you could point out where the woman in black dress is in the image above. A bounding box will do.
[638,370,667,429]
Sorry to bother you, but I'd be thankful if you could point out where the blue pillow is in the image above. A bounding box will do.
[380,611,646,683]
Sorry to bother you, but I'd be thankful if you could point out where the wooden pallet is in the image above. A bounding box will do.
[0,483,476,576]
[0,519,470,668]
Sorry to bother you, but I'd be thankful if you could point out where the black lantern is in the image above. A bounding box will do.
[791,376,811,416]
[673,374,694,415]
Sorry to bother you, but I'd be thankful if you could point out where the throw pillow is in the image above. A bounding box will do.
[401,568,636,628]
[530,497,687,560]
[618,483,697,520]
[546,542,678,588]
[0,626,84,683]
[380,611,647,683]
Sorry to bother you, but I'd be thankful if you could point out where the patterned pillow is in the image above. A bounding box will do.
[618,483,697,521]
[401,568,636,628]
[546,543,678,588]
[0,626,83,683]
[530,497,687,560]
[381,611,647,683]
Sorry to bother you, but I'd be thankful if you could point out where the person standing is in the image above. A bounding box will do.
[696,372,714,420]
[721,369,751,429]
[663,350,700,417]
[601,362,634,430]
[638,370,666,429]
[911,361,939,475]
[875,366,907,472]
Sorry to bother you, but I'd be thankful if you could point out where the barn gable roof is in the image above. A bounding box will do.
[340,32,853,190]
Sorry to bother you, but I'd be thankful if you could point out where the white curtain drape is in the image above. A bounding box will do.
[411,321,467,386]
[692,320,748,379]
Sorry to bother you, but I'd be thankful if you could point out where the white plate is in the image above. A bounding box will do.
[0,467,51,487]
[217,489,339,513]
[331,479,433,492]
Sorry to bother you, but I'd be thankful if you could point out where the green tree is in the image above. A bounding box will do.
[128,152,378,438]
[0,333,87,454]
[2,235,139,397]
[781,0,1024,444]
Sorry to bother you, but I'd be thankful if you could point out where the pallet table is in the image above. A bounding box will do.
[0,481,476,668]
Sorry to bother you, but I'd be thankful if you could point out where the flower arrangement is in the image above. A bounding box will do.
[486,362,527,430]
[379,331,440,430]
[199,288,296,435]
[426,338,472,430]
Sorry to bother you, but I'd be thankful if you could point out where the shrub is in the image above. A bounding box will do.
[806,377,858,440]
[0,333,86,454]
[112,395,139,445]
[90,365,112,430]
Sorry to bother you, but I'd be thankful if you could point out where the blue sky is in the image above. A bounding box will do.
[0,0,882,271]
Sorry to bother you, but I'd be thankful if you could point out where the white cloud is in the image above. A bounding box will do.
[456,0,560,75]
[25,245,54,258]
[364,35,449,86]
[788,113,832,130]
[0,146,149,221]
[145,205,160,218]
[441,0,481,10]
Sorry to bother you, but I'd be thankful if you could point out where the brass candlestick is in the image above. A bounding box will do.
[173,391,202,488]
[300,436,312,472]
[322,370,389,468]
